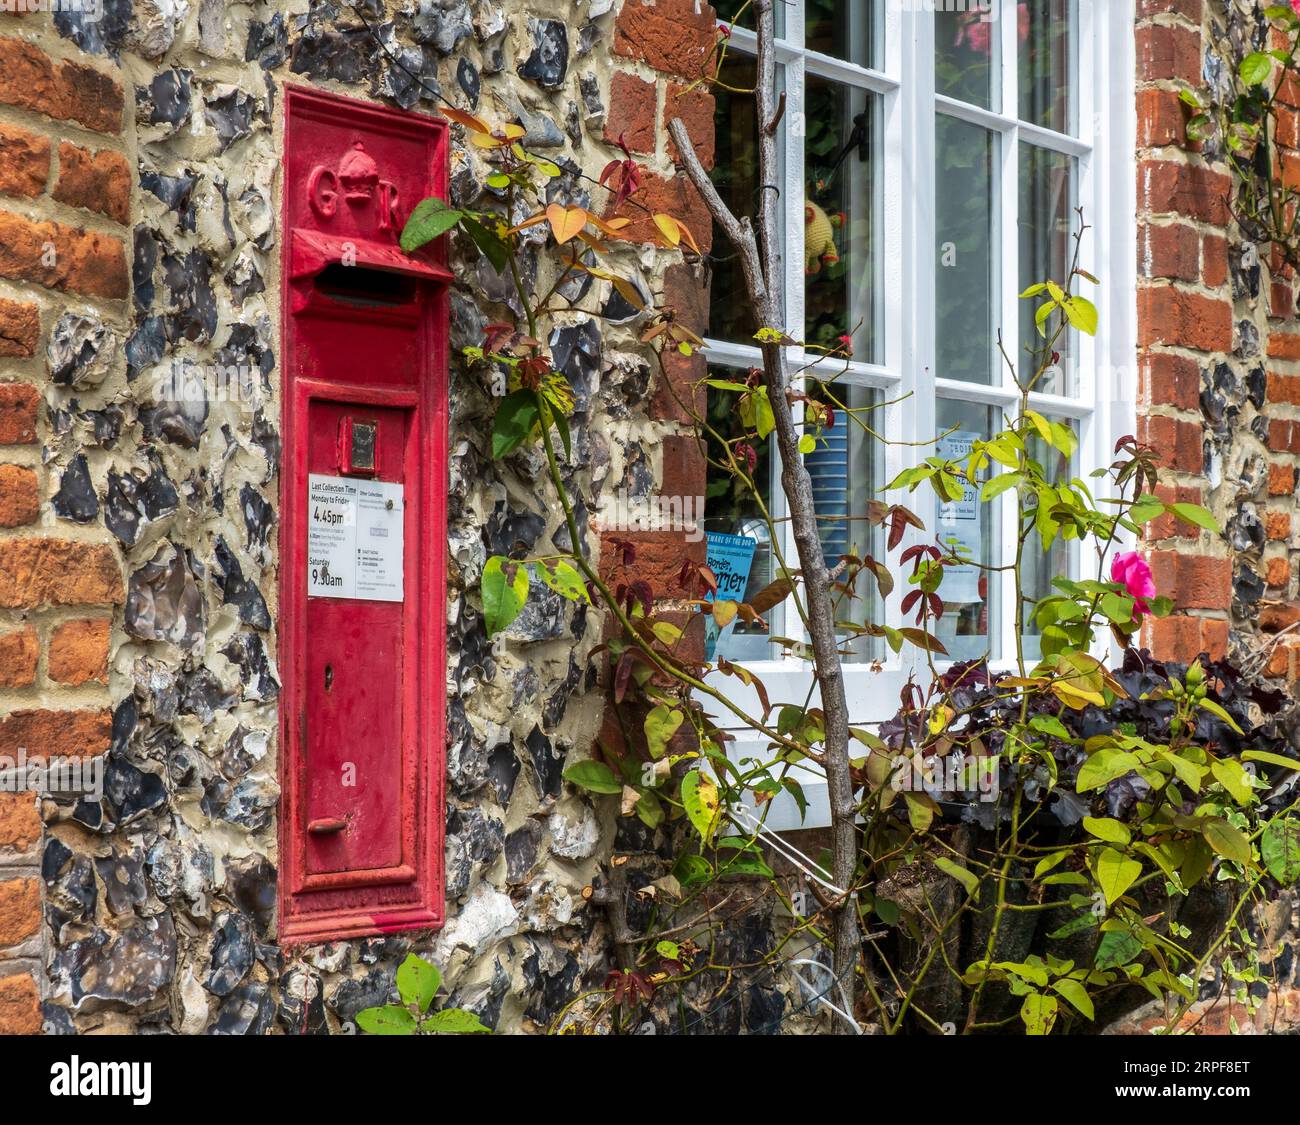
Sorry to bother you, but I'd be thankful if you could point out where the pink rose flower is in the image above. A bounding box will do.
[1111,550,1156,615]
[955,15,992,56]
[1293,0,1300,16]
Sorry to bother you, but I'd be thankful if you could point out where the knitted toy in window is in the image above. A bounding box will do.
[805,199,844,274]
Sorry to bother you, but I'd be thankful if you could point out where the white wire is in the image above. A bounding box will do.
[787,957,863,1034]
[727,801,845,895]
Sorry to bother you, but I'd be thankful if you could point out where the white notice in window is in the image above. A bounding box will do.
[307,474,404,601]
[936,430,982,605]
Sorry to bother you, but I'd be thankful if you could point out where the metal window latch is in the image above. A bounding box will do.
[822,111,872,189]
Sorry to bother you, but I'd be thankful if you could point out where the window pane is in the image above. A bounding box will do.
[1019,0,1074,134]
[936,116,995,385]
[1020,421,1076,664]
[805,77,877,363]
[936,4,997,110]
[704,371,778,661]
[714,0,784,36]
[1018,144,1074,396]
[806,381,879,663]
[806,0,874,69]
[713,0,752,30]
[708,53,764,343]
[934,400,999,664]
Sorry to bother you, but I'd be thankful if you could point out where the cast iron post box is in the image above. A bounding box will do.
[279,87,449,943]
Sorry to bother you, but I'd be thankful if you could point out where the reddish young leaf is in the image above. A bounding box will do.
[627,580,654,618]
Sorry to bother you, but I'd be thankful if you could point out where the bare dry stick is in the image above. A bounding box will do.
[668,0,861,1002]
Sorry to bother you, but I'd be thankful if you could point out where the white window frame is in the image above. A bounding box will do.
[701,1,1137,829]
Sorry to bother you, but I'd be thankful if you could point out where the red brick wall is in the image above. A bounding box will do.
[1135,1,1300,679]
[1135,1,1234,666]
[599,0,716,681]
[0,27,128,1034]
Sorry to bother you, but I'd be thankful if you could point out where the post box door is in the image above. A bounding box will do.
[303,400,411,878]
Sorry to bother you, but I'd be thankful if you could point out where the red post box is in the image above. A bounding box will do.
[279,87,449,943]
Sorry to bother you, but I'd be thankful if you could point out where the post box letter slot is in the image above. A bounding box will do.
[314,263,417,307]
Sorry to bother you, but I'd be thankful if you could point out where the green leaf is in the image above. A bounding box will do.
[1061,295,1098,336]
[1168,502,1221,532]
[1239,51,1274,86]
[1076,748,1140,792]
[753,390,775,439]
[550,405,572,461]
[1100,591,1135,624]
[673,853,714,886]
[904,791,935,833]
[1202,819,1252,865]
[396,954,441,1014]
[1093,847,1142,905]
[460,213,511,273]
[1084,816,1131,846]
[1030,715,1072,742]
[1129,494,1165,523]
[400,197,462,252]
[1261,817,1300,883]
[1033,849,1070,879]
[681,770,720,843]
[798,433,816,455]
[1048,911,1098,940]
[481,555,529,636]
[643,705,684,759]
[1094,930,1142,970]
[981,472,1022,501]
[1211,758,1254,805]
[1041,872,1089,887]
[1148,595,1175,618]
[535,559,588,602]
[1020,992,1059,1035]
[420,1008,491,1034]
[1156,748,1206,794]
[1049,421,1078,459]
[355,1005,417,1035]
[999,959,1049,987]
[635,789,665,829]
[1051,978,1095,1021]
[491,389,540,459]
[934,857,980,900]
[782,777,809,821]
[1242,750,1300,772]
[562,760,622,795]
[725,853,775,878]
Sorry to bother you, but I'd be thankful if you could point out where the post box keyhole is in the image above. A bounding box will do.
[325,663,334,691]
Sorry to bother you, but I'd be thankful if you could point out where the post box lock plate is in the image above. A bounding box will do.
[339,416,379,476]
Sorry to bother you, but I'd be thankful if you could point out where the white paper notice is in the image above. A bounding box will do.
[307,474,404,601]
[936,430,983,605]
